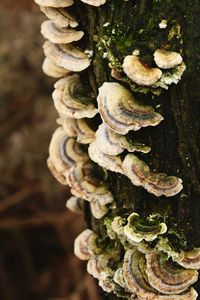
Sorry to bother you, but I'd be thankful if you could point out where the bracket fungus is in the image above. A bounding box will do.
[122,154,183,197]
[124,213,167,243]
[88,139,124,174]
[87,254,112,280]
[97,82,163,135]
[90,199,109,219]
[145,250,199,295]
[47,157,67,185]
[58,117,95,144]
[123,249,198,299]
[34,0,198,298]
[138,289,198,300]
[123,55,162,86]
[74,229,98,260]
[40,6,78,28]
[57,116,78,137]
[113,268,126,289]
[154,49,183,70]
[174,248,200,270]
[47,127,90,184]
[48,127,89,178]
[99,275,115,293]
[66,196,84,214]
[41,20,84,44]
[123,249,157,298]
[66,161,114,205]
[34,0,73,7]
[80,0,106,6]
[95,124,151,156]
[43,41,90,72]
[52,74,98,119]
[42,57,72,78]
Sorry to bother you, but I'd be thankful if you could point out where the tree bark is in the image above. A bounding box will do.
[72,0,200,298]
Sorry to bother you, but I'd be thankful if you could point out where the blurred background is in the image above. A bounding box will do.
[0,1,101,299]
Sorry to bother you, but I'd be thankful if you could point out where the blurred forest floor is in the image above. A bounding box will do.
[0,1,100,299]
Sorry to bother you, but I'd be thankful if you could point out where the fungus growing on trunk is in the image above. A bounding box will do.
[123,55,162,86]
[122,154,183,197]
[124,213,167,243]
[97,82,163,134]
[41,20,84,44]
[40,6,78,28]
[52,74,98,118]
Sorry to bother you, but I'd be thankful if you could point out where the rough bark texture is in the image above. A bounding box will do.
[73,1,200,298]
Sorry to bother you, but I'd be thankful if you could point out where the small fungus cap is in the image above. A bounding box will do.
[42,57,71,78]
[66,196,84,214]
[74,229,98,260]
[41,20,84,44]
[40,6,78,28]
[52,74,98,119]
[88,139,124,174]
[124,213,167,243]
[154,49,183,69]
[43,41,90,72]
[123,55,162,86]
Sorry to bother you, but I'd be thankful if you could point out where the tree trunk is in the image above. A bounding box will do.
[72,0,200,298]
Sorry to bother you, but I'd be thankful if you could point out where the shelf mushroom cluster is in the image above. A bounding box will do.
[122,50,186,90]
[34,0,197,299]
[74,213,200,299]
[35,0,115,219]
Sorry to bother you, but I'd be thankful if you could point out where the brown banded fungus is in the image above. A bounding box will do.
[97,82,163,135]
[58,117,95,144]
[146,250,199,295]
[95,124,151,156]
[123,249,157,298]
[88,139,124,174]
[40,6,78,28]
[123,249,198,299]
[87,254,112,280]
[122,154,183,197]
[42,57,72,78]
[43,42,90,72]
[74,229,99,260]
[174,248,200,270]
[124,213,167,243]
[41,20,84,44]
[57,117,78,137]
[138,288,198,300]
[51,127,89,166]
[48,127,89,181]
[47,157,67,185]
[66,161,114,204]
[52,74,98,119]
[123,55,162,86]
